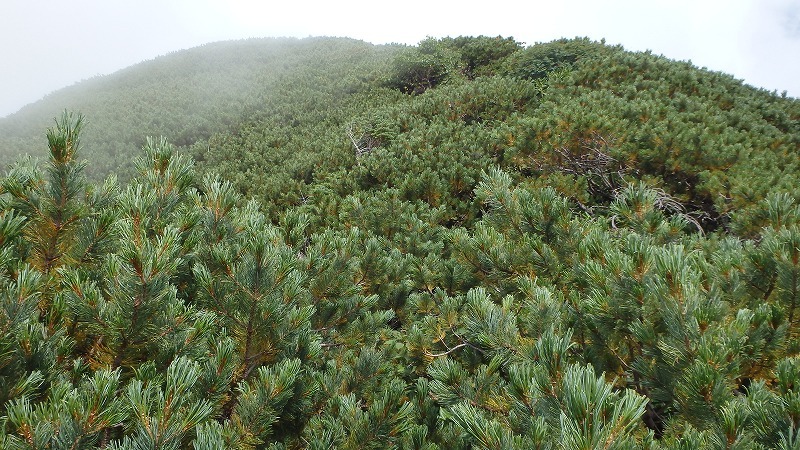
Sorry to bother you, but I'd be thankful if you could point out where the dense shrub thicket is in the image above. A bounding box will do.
[0,36,799,449]
[0,38,398,179]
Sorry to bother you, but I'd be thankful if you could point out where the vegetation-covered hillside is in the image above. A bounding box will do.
[0,36,799,449]
[0,37,397,178]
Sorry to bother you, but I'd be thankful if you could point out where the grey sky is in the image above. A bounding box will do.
[1,0,798,118]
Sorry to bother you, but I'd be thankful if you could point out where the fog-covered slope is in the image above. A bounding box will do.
[0,37,397,178]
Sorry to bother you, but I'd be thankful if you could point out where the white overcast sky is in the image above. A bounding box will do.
[1,0,798,118]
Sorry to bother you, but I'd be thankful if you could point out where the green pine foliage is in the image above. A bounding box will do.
[0,38,399,180]
[0,35,799,448]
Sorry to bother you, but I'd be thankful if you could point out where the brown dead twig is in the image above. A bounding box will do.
[346,122,382,159]
[534,132,633,203]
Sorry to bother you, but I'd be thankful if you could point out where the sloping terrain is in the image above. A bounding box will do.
[0,36,799,448]
[0,37,397,178]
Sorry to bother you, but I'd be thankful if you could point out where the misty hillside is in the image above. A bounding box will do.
[0,37,397,178]
[1,36,798,232]
[1,36,800,448]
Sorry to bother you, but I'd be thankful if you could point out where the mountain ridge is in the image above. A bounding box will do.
[0,35,800,448]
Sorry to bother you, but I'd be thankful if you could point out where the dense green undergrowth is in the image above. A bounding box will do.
[0,36,799,449]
